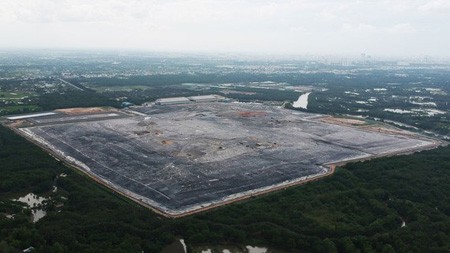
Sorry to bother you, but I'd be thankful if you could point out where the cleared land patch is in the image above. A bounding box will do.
[3,102,441,217]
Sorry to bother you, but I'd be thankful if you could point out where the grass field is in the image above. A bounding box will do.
[0,91,34,100]
[0,105,41,115]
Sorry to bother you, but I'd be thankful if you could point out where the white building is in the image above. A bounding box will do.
[155,97,191,105]
[188,95,225,102]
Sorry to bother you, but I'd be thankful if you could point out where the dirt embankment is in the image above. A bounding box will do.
[319,116,366,126]
[55,107,112,115]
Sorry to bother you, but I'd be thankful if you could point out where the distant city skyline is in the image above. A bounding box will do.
[1,0,449,58]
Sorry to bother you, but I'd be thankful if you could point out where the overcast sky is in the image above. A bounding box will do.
[1,0,449,57]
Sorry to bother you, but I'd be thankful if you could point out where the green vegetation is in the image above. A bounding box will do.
[37,91,119,111]
[0,125,173,252]
[0,91,39,116]
[0,105,41,115]
[305,87,450,135]
[1,123,449,252]
[92,85,154,92]
[0,91,34,100]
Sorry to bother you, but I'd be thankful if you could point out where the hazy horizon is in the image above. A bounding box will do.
[1,0,449,58]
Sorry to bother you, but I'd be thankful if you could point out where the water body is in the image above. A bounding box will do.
[246,246,268,253]
[293,92,311,109]
[197,245,271,253]
[13,193,48,223]
[400,217,407,228]
[161,239,187,253]
[31,209,47,223]
[15,193,47,207]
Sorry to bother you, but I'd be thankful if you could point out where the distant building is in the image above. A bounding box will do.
[5,112,57,120]
[154,95,227,105]
[188,94,225,102]
[155,97,191,105]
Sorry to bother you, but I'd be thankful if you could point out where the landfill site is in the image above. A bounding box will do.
[2,96,442,217]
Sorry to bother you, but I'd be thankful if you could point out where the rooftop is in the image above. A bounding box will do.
[155,97,191,104]
[188,94,224,101]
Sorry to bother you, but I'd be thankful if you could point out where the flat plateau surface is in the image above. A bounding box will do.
[11,103,439,216]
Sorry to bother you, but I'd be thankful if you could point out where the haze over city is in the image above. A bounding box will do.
[1,0,450,58]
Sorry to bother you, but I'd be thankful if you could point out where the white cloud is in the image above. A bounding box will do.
[319,9,338,21]
[418,0,450,12]
[289,26,307,33]
[387,23,417,34]
[0,0,448,57]
[341,23,378,33]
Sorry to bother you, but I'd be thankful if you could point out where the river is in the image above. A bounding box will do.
[293,92,311,109]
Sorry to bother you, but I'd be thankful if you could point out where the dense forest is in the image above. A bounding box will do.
[1,124,449,252]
